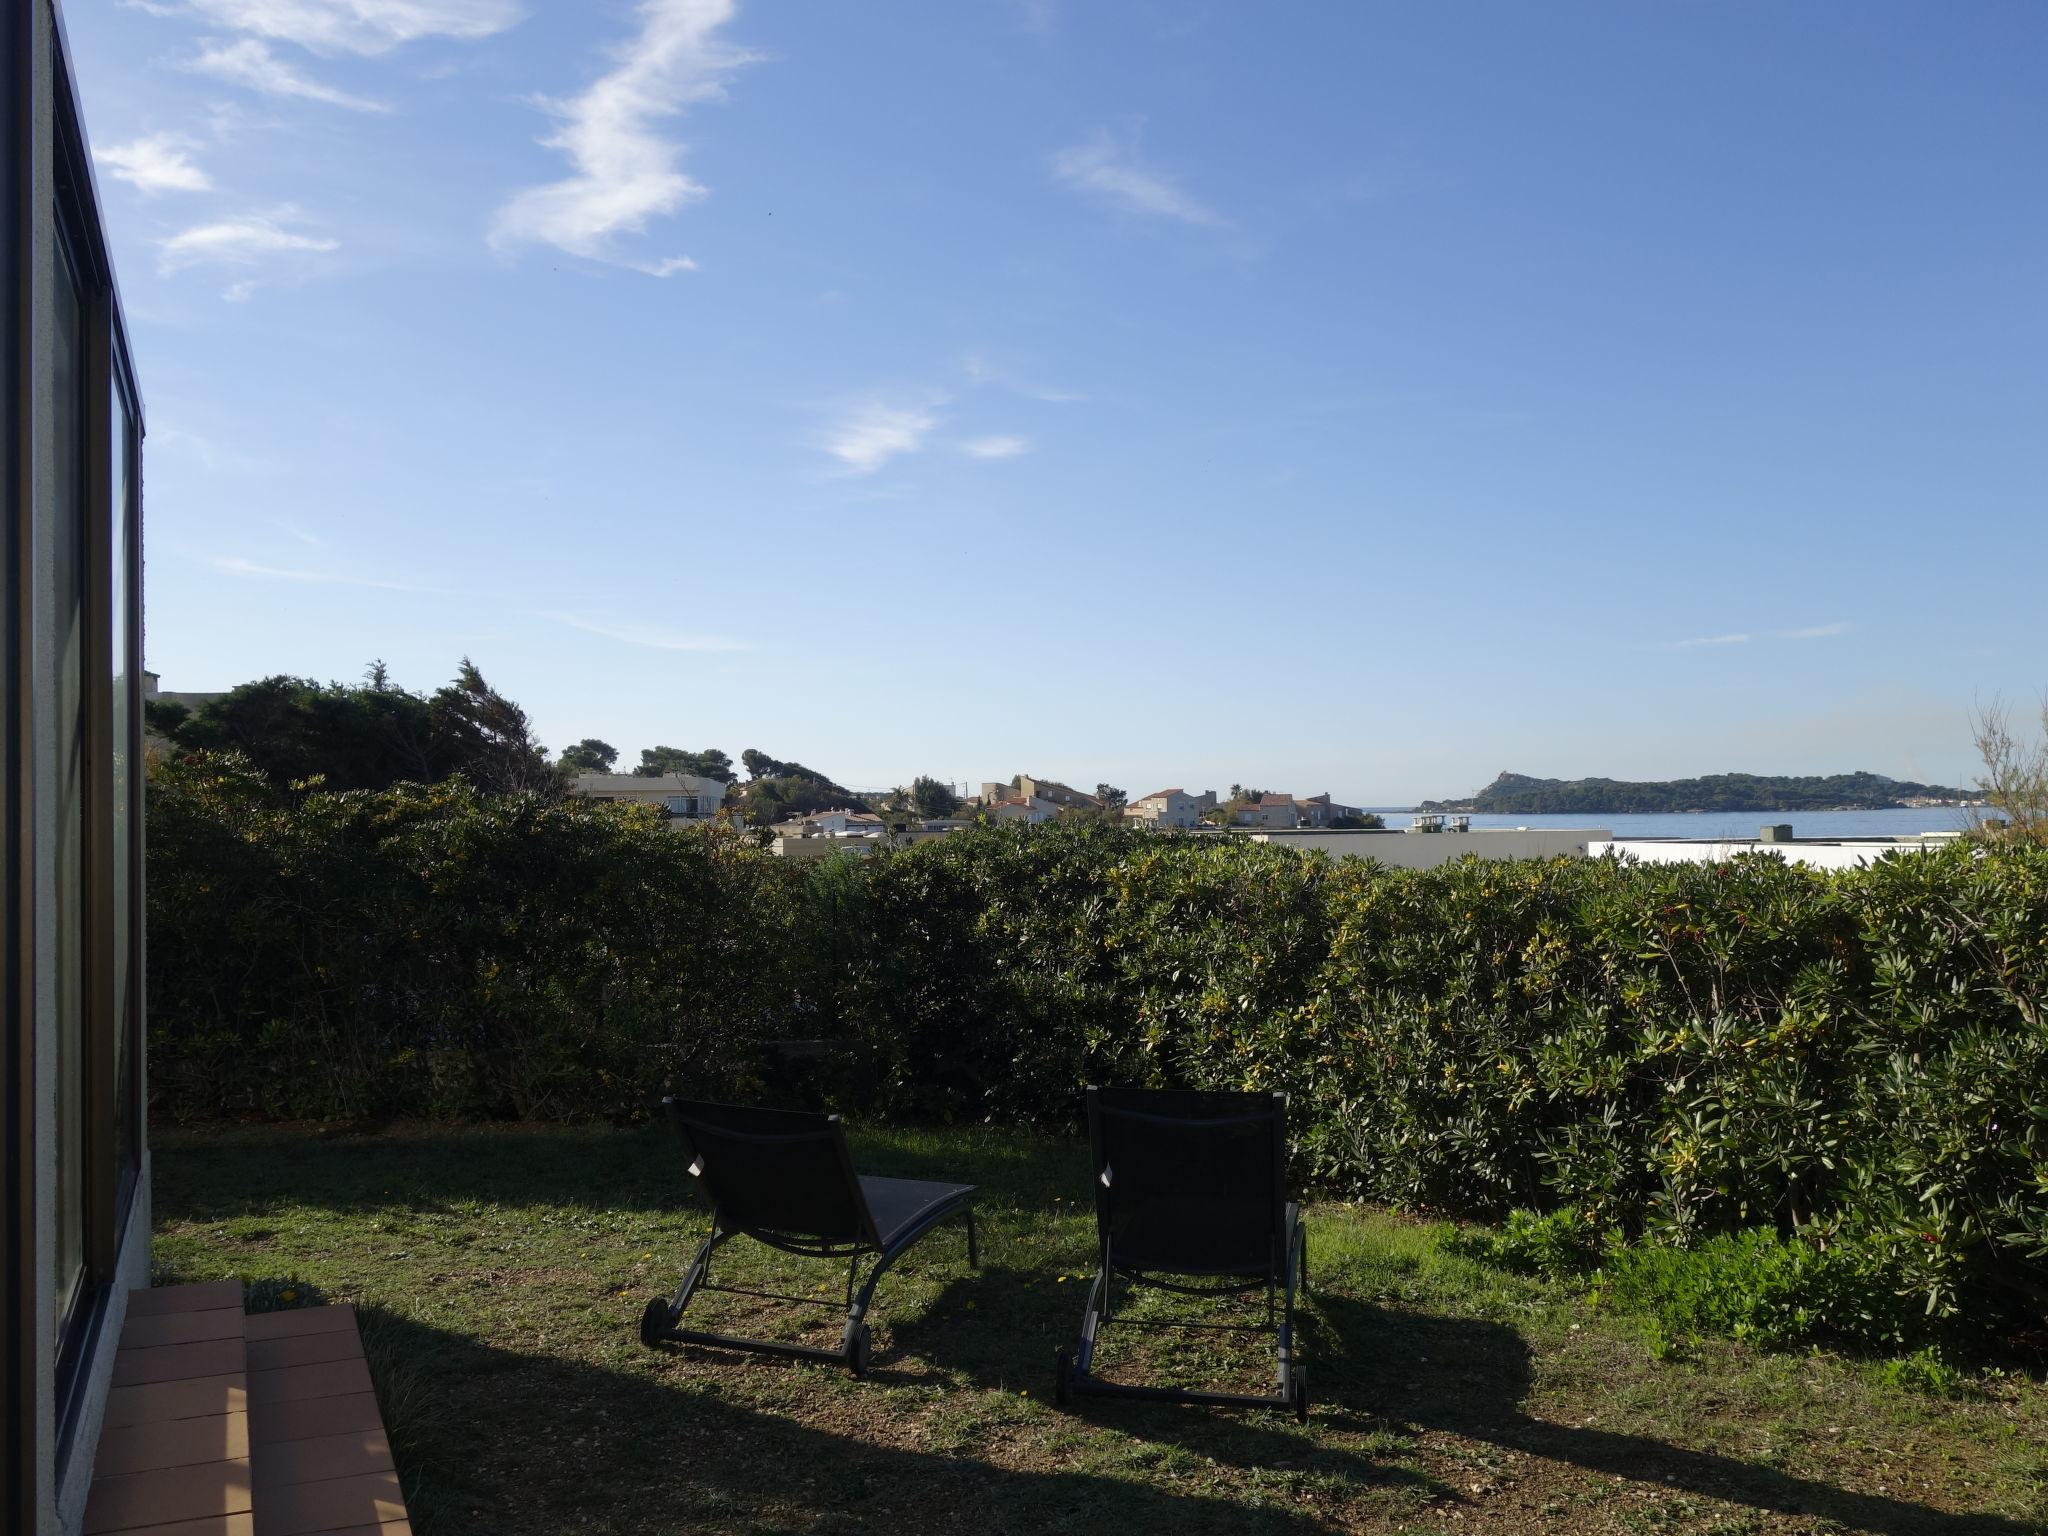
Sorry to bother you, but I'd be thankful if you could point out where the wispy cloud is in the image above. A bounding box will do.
[961,434,1031,460]
[548,613,748,651]
[1776,621,1852,640]
[158,208,338,297]
[95,134,212,194]
[210,555,429,591]
[1672,632,1751,648]
[821,402,937,476]
[1053,128,1220,226]
[187,37,392,111]
[490,0,754,274]
[171,0,523,56]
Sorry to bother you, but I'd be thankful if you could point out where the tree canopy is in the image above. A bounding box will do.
[150,659,557,795]
[635,746,737,783]
[558,738,618,774]
[911,775,961,818]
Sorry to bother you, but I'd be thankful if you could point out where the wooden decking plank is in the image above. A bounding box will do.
[79,1457,253,1533]
[246,1358,375,1407]
[250,1430,393,1490]
[122,1308,248,1351]
[249,1470,406,1536]
[243,1307,357,1341]
[103,1374,247,1429]
[112,1337,247,1388]
[125,1282,244,1318]
[246,1331,364,1373]
[247,1393,384,1447]
[105,1516,255,1536]
[93,1413,250,1478]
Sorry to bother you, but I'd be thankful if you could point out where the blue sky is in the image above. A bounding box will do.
[69,0,2048,802]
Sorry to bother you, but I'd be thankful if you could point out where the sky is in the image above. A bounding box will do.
[66,0,2048,803]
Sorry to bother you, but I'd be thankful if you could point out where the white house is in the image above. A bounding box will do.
[1233,793,1302,829]
[1125,788,1217,830]
[982,794,1059,824]
[570,772,728,823]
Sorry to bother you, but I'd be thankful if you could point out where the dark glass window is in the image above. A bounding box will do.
[51,229,88,1341]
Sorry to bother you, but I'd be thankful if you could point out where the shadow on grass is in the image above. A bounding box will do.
[163,1124,2037,1534]
[1309,1292,2034,1536]
[363,1306,1343,1536]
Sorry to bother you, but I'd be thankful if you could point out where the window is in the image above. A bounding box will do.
[51,222,88,1344]
[44,31,148,1450]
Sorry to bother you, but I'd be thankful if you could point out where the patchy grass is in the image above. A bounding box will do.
[152,1122,2046,1535]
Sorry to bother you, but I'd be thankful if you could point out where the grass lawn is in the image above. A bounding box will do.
[152,1122,2046,1536]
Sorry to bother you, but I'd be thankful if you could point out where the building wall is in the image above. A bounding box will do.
[1589,836,1955,871]
[1239,827,1610,867]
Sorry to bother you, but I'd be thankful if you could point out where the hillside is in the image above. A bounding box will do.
[1418,770,1981,815]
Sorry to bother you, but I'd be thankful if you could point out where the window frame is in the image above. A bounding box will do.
[45,15,146,1472]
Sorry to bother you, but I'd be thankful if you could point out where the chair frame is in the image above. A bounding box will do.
[1056,1088,1309,1420]
[639,1098,977,1376]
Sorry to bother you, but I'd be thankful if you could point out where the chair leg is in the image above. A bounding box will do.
[1074,1266,1108,1377]
[644,1226,725,1347]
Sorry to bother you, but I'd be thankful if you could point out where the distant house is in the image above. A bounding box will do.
[1293,793,1369,827]
[1232,793,1302,829]
[570,772,728,823]
[980,776,1102,811]
[804,808,885,836]
[1125,788,1218,830]
[981,794,1059,825]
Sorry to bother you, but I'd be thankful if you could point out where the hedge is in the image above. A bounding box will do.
[146,751,2048,1325]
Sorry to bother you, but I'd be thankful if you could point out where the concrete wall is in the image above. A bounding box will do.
[1237,827,1610,867]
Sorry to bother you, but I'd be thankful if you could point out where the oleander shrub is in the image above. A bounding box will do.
[1594,1227,1930,1354]
[147,751,808,1120]
[146,758,2048,1334]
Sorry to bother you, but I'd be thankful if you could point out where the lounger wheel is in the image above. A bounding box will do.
[639,1297,675,1348]
[1054,1348,1072,1407]
[1291,1365,1309,1424]
[845,1320,873,1378]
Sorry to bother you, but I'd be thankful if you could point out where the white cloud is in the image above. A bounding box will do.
[1776,621,1852,640]
[187,37,392,111]
[490,0,753,273]
[159,209,338,271]
[821,402,936,476]
[1053,128,1220,226]
[1672,632,1751,648]
[95,134,212,194]
[548,613,748,651]
[210,555,429,591]
[961,434,1030,460]
[632,254,699,277]
[173,0,522,56]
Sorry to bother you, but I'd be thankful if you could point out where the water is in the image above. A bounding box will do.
[1365,807,1983,840]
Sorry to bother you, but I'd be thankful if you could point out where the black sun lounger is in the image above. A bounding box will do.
[640,1097,977,1376]
[1055,1087,1308,1420]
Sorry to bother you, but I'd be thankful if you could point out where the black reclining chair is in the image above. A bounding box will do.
[640,1098,978,1376]
[1055,1087,1308,1419]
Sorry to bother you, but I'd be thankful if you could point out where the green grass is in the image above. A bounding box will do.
[152,1122,2047,1535]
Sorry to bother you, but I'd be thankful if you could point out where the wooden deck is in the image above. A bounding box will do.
[83,1283,411,1536]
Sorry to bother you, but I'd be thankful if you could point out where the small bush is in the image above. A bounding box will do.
[243,1276,327,1313]
[1448,1206,1611,1279]
[1595,1229,1929,1354]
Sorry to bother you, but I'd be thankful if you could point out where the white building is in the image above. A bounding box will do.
[570,772,728,823]
[1125,788,1217,830]
[1591,826,1965,871]
[1228,825,1611,867]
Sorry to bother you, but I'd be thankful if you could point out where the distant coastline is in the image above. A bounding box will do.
[1418,770,1984,816]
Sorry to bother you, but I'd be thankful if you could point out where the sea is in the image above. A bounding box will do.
[1364,808,1984,840]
